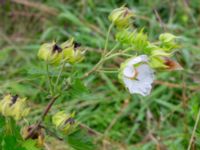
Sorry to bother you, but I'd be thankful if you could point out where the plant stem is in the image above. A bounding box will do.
[26,60,66,139]
[104,52,132,61]
[81,49,128,79]
[97,69,118,74]
[46,63,54,95]
[102,23,114,56]
[54,61,66,92]
[187,107,200,150]
[81,23,116,79]
[81,58,104,79]
[25,96,59,140]
[40,96,59,121]
[104,43,119,57]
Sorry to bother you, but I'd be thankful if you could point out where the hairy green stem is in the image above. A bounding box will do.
[81,48,130,79]
[104,52,132,61]
[81,58,105,79]
[105,43,120,57]
[103,23,114,56]
[97,69,118,73]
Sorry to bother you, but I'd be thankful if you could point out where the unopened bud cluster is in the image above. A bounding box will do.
[38,38,85,65]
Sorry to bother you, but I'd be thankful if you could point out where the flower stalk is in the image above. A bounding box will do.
[25,96,59,140]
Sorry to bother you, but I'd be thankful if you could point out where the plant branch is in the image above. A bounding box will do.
[25,96,59,140]
[81,58,104,79]
[81,48,131,80]
[41,96,59,121]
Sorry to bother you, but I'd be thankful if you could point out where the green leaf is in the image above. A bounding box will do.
[2,135,26,150]
[66,129,95,150]
[0,116,5,142]
[70,79,89,97]
[22,139,41,150]
[0,117,30,150]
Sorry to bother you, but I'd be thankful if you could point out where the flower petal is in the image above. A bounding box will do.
[120,55,155,96]
[123,77,152,96]
[123,65,135,78]
[127,55,148,66]
[136,64,154,83]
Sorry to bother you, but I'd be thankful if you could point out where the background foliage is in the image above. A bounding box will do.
[0,0,200,149]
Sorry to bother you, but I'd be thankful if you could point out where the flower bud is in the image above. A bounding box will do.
[116,29,148,51]
[0,94,30,120]
[52,111,78,134]
[109,6,134,28]
[159,33,179,51]
[159,33,176,43]
[38,39,85,65]
[61,38,85,64]
[149,50,182,70]
[149,56,167,69]
[37,42,63,65]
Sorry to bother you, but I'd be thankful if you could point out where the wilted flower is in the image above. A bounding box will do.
[52,111,78,134]
[159,33,179,50]
[61,38,85,64]
[149,50,182,70]
[109,6,134,28]
[0,94,30,120]
[21,125,45,146]
[119,55,154,96]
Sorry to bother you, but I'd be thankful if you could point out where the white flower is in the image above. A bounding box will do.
[120,55,154,96]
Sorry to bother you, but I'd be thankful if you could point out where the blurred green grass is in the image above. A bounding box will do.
[0,0,200,149]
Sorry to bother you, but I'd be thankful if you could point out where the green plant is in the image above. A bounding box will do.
[0,1,200,150]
